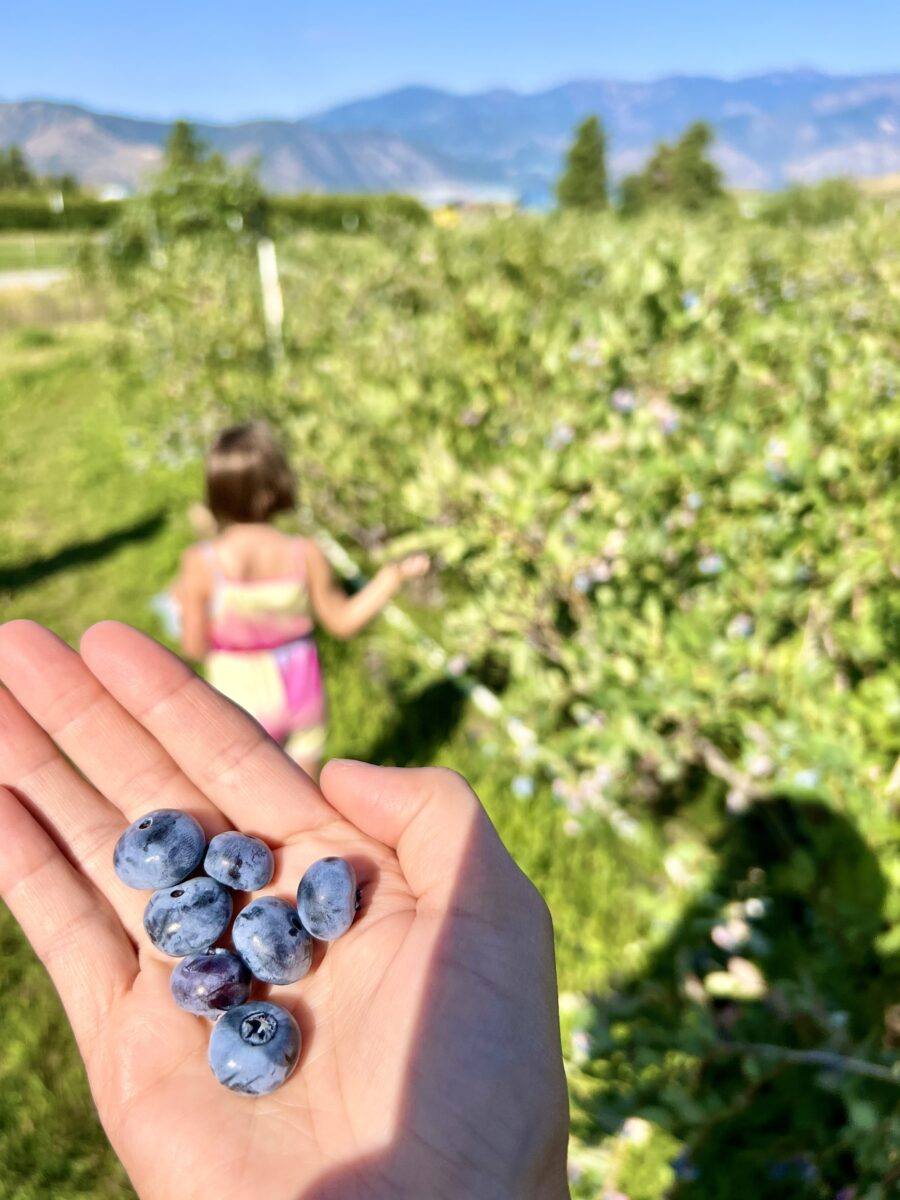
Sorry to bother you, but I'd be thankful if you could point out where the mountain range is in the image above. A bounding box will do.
[2,70,899,203]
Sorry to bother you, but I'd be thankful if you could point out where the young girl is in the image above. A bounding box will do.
[175,421,428,778]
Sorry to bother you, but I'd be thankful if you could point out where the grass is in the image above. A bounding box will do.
[0,307,669,1198]
[0,232,85,273]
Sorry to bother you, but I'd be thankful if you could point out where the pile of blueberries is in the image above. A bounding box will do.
[113,808,358,1096]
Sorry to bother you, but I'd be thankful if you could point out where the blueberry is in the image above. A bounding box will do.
[170,949,252,1018]
[232,896,312,984]
[204,831,274,891]
[297,857,358,941]
[143,876,232,957]
[113,809,206,889]
[208,1001,301,1095]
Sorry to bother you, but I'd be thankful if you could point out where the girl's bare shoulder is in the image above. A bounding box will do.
[214,525,309,579]
[267,526,310,553]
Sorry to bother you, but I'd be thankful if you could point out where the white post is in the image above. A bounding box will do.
[256,236,285,362]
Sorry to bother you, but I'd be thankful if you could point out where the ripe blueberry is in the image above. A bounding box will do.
[170,949,252,1018]
[143,876,232,957]
[204,831,274,891]
[232,896,313,984]
[113,809,206,889]
[297,857,358,941]
[208,1001,301,1095]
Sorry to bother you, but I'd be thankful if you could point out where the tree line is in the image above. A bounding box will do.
[0,123,214,195]
[1,119,863,226]
[0,144,79,194]
[556,114,727,214]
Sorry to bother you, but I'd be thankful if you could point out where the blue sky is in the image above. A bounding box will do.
[1,0,898,119]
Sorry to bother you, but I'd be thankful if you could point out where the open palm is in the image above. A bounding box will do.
[0,620,569,1200]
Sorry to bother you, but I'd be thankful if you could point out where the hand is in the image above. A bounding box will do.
[395,552,431,581]
[0,620,569,1200]
[186,502,218,539]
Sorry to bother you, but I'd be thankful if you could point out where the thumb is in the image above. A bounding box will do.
[319,761,513,907]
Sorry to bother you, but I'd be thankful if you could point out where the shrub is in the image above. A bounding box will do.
[268,193,429,233]
[0,195,121,231]
[756,178,863,227]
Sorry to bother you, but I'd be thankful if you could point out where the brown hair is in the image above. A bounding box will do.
[204,421,296,525]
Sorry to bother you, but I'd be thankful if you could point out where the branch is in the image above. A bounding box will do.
[714,1040,899,1086]
[692,735,762,800]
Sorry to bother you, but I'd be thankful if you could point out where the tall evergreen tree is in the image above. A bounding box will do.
[670,122,725,210]
[164,120,207,170]
[619,121,725,215]
[44,172,80,194]
[0,145,36,191]
[556,116,608,211]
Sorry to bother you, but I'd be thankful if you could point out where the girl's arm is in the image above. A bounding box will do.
[305,540,428,640]
[174,546,212,661]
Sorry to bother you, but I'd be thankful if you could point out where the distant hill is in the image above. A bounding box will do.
[0,100,493,199]
[312,72,900,201]
[2,70,899,203]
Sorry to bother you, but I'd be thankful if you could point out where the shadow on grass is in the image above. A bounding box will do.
[363,679,467,768]
[573,793,900,1199]
[0,511,165,591]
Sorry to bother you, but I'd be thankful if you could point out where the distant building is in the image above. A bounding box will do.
[414,182,518,208]
[433,200,519,227]
[98,183,130,202]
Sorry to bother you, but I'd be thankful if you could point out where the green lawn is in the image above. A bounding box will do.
[0,232,84,272]
[0,312,667,1198]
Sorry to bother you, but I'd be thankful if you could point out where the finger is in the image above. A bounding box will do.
[319,760,516,908]
[0,785,137,1054]
[0,620,226,831]
[81,621,336,840]
[0,686,152,939]
[0,680,124,883]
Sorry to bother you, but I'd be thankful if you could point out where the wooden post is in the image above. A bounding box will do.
[256,236,285,362]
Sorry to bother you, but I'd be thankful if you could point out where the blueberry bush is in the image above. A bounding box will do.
[94,201,900,1194]
[2,195,897,1197]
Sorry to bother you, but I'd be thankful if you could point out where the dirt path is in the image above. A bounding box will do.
[0,267,70,291]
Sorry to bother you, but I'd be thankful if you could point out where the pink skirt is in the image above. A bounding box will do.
[206,636,326,761]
